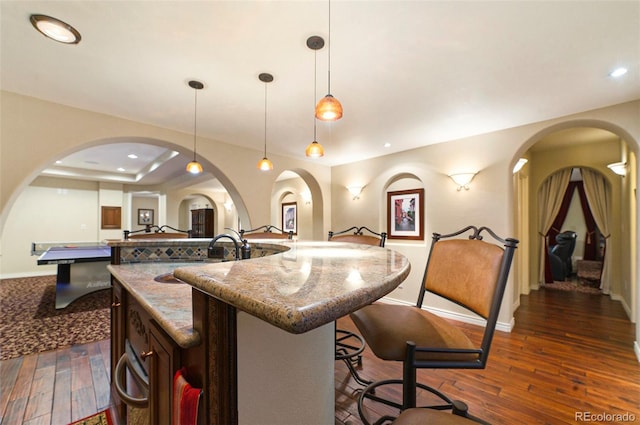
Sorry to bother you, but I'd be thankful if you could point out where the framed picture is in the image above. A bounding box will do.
[138,208,154,225]
[387,188,424,240]
[282,202,297,235]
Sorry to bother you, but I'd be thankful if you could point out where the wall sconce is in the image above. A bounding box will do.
[513,158,528,174]
[449,173,477,191]
[301,190,312,204]
[224,200,233,211]
[607,162,626,176]
[347,185,363,199]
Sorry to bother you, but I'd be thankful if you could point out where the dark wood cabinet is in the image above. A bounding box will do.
[148,321,180,425]
[191,208,214,238]
[111,278,203,425]
[110,278,126,420]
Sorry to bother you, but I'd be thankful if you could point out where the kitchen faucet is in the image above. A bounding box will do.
[207,229,251,260]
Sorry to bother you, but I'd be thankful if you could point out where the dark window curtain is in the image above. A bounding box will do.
[576,181,598,260]
[548,181,578,247]
[544,182,577,282]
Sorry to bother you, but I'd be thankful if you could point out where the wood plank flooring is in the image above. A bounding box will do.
[1,288,638,425]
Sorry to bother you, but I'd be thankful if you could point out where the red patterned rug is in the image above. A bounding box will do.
[0,275,111,360]
[69,409,113,425]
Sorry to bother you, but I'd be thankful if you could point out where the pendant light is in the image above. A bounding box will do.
[186,80,204,174]
[257,73,274,171]
[315,0,343,121]
[306,36,325,158]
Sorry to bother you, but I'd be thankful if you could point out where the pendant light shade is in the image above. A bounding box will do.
[186,80,204,174]
[257,73,274,171]
[306,36,325,158]
[305,141,324,158]
[315,0,342,121]
[315,94,343,121]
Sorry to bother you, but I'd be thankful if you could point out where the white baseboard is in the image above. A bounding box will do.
[609,292,634,322]
[380,296,514,333]
[635,341,640,363]
[0,271,55,279]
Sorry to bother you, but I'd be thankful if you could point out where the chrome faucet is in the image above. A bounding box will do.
[208,234,240,260]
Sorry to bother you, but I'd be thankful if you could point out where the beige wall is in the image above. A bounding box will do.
[0,91,333,241]
[1,91,639,348]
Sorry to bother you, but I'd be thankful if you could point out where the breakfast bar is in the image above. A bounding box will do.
[107,239,410,425]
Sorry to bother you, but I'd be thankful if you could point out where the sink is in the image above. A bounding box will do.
[153,272,184,284]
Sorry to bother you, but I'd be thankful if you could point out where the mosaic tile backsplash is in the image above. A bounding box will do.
[116,241,288,263]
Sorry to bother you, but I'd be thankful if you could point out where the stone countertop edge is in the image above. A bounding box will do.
[107,262,201,349]
[173,241,411,334]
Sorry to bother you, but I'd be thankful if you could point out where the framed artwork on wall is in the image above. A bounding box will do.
[138,208,154,225]
[282,202,297,235]
[387,188,424,240]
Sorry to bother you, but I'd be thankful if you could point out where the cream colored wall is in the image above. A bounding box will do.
[332,131,519,328]
[2,177,100,277]
[331,101,640,332]
[0,91,333,243]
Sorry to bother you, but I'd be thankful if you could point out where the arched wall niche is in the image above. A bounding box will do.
[381,172,425,240]
[268,169,324,241]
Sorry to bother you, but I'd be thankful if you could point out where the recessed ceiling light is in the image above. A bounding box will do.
[384,143,391,148]
[117,167,125,172]
[609,67,628,78]
[128,154,138,159]
[30,14,81,44]
[55,160,62,164]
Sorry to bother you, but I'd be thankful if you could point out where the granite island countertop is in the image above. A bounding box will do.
[107,261,201,348]
[107,240,410,346]
[173,240,411,334]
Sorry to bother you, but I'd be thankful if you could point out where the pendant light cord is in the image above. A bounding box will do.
[314,49,318,140]
[327,0,332,94]
[264,82,268,156]
[193,87,198,161]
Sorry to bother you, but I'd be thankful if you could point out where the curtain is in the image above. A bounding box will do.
[538,168,572,284]
[581,168,612,293]
[575,181,599,260]
[548,181,578,248]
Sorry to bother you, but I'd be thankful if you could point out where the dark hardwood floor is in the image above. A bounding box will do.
[1,288,638,424]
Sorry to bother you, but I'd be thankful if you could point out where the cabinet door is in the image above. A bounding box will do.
[149,321,180,425]
[110,278,126,420]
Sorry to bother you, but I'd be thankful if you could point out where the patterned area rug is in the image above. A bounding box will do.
[541,279,602,294]
[0,275,111,360]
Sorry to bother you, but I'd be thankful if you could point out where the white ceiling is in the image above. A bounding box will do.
[2,1,639,187]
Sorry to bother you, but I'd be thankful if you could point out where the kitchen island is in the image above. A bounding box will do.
[107,239,410,425]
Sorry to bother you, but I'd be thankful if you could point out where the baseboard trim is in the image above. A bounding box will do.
[634,341,640,363]
[0,271,55,280]
[381,296,514,333]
